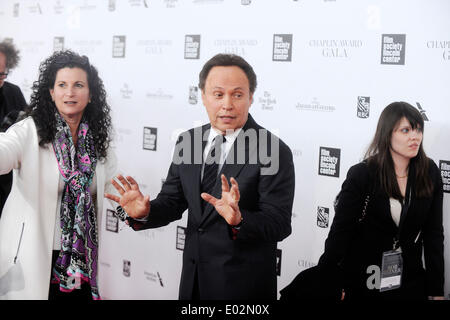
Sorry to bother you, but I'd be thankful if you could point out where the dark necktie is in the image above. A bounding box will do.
[201,135,225,212]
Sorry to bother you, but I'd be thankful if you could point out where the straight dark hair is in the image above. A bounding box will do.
[198,53,257,94]
[364,101,433,199]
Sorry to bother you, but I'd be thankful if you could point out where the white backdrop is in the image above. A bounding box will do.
[1,0,449,300]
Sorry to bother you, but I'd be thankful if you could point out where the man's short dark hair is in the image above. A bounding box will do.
[198,53,257,94]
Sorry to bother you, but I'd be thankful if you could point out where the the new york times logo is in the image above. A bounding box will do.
[112,35,126,58]
[318,147,340,177]
[259,91,276,111]
[415,102,429,121]
[317,206,329,228]
[172,128,280,175]
[440,160,450,193]
[357,96,370,118]
[143,127,157,151]
[185,35,201,59]
[120,83,132,99]
[273,34,293,62]
[54,1,64,14]
[381,34,406,65]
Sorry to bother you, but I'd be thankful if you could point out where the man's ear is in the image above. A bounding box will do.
[201,90,206,106]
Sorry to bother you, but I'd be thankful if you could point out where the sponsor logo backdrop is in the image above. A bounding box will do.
[1,0,449,299]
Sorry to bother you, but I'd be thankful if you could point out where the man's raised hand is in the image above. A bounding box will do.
[104,174,150,219]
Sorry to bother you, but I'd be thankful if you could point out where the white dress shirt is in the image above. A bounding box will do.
[201,127,242,180]
[389,197,402,227]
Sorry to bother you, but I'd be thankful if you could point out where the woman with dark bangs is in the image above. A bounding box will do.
[318,101,444,300]
[0,50,117,300]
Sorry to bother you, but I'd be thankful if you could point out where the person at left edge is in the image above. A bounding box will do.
[0,40,27,217]
[0,50,118,300]
[105,53,295,300]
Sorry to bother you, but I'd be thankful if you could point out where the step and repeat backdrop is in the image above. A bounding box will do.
[1,0,449,299]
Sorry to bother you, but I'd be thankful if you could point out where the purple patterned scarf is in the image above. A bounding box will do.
[51,113,100,300]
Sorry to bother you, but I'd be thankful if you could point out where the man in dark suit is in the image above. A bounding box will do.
[105,53,295,300]
[0,40,27,215]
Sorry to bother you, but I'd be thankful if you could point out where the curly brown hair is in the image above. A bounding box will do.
[29,50,112,160]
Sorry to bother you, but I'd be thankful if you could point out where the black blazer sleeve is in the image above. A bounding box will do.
[422,160,444,296]
[129,137,189,230]
[318,162,370,267]
[237,140,295,242]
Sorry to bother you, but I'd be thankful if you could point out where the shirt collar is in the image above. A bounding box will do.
[208,126,243,145]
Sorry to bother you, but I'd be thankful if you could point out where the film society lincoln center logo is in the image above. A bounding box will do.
[381,34,406,65]
[185,35,200,59]
[318,147,341,178]
[273,34,293,62]
[105,209,119,233]
[143,127,157,151]
[113,35,126,58]
[440,160,450,193]
[53,37,64,52]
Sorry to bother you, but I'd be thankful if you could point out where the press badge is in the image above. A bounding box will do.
[379,248,403,292]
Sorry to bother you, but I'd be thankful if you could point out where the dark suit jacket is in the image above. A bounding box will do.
[318,159,444,299]
[130,114,295,300]
[0,81,27,214]
[0,81,26,128]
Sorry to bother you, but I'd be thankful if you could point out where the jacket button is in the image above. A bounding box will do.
[198,228,204,233]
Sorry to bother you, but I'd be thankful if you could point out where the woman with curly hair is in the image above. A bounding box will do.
[0,50,117,300]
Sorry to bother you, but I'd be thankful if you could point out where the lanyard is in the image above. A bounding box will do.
[393,180,412,250]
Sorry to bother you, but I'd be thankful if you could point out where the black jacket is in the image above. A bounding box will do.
[0,81,26,130]
[130,114,295,300]
[318,159,444,299]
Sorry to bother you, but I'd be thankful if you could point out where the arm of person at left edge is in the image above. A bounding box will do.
[423,160,445,299]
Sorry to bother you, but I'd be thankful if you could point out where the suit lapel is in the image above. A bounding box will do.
[190,124,210,223]
[200,115,258,225]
